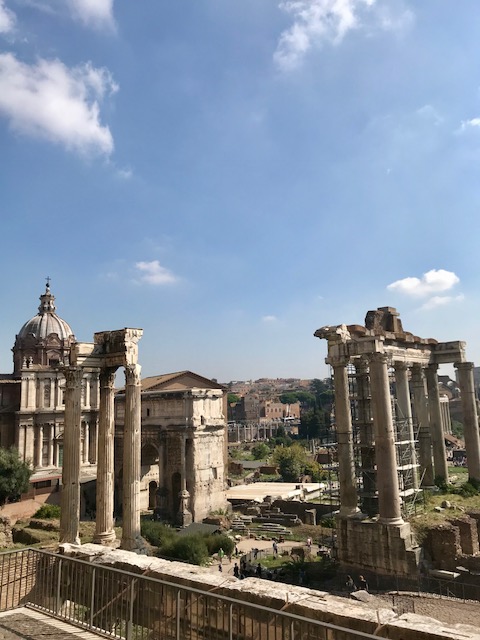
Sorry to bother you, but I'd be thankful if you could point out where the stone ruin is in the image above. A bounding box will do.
[315,307,480,576]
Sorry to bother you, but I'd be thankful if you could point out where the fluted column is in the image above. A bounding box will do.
[426,364,448,483]
[395,363,419,490]
[60,367,83,545]
[94,368,116,545]
[332,360,358,516]
[368,353,403,525]
[456,362,480,482]
[121,364,143,550]
[411,365,434,487]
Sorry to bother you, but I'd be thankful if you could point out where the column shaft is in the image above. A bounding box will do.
[36,425,43,468]
[456,362,480,482]
[395,364,419,490]
[94,368,116,544]
[332,362,358,516]
[426,364,448,482]
[411,365,434,487]
[121,364,142,550]
[369,353,403,524]
[60,367,83,545]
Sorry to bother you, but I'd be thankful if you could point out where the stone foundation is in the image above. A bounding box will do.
[336,517,420,575]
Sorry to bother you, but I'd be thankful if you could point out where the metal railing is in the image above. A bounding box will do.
[0,548,382,640]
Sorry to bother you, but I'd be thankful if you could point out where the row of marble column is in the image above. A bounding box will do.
[60,364,143,551]
[332,356,480,525]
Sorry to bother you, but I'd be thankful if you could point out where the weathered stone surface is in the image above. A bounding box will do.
[0,514,13,548]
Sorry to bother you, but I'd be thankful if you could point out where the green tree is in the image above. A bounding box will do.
[273,443,308,482]
[227,393,241,404]
[251,442,270,460]
[0,447,31,506]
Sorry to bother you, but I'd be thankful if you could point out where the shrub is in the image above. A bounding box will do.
[205,533,234,557]
[33,504,61,519]
[458,481,480,498]
[140,520,176,548]
[162,535,209,565]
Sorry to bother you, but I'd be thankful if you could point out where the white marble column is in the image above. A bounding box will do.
[456,362,480,482]
[368,353,403,525]
[332,360,358,516]
[94,368,116,545]
[426,364,448,483]
[411,365,434,487]
[395,363,419,490]
[121,364,143,550]
[60,367,83,545]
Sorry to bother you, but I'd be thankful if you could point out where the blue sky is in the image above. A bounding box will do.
[1,0,479,382]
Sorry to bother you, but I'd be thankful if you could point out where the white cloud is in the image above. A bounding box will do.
[262,315,278,323]
[117,167,133,180]
[67,0,114,28]
[387,269,460,297]
[420,294,464,311]
[0,0,15,33]
[135,260,177,285]
[0,53,116,155]
[460,118,480,131]
[274,0,413,71]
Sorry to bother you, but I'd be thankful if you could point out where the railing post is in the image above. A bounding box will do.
[229,603,233,640]
[56,558,63,615]
[126,578,135,640]
[89,567,96,629]
[176,590,181,640]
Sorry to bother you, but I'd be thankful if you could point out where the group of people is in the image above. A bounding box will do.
[346,574,368,592]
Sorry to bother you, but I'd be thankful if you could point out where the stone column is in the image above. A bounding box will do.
[355,359,377,516]
[395,363,419,490]
[35,425,43,468]
[411,365,434,487]
[456,362,480,482]
[368,353,403,525]
[177,433,193,526]
[48,425,54,467]
[83,422,90,464]
[94,368,116,545]
[121,364,143,551]
[331,360,358,516]
[60,367,83,545]
[24,425,35,465]
[16,424,25,460]
[426,364,449,483]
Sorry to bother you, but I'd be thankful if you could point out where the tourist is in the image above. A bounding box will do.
[306,537,312,550]
[272,541,278,556]
[218,563,222,572]
[358,575,368,591]
[256,563,262,578]
[345,575,356,592]
[218,547,225,565]
[233,563,240,578]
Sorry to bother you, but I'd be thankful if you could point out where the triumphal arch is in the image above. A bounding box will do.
[60,328,144,551]
[316,307,480,575]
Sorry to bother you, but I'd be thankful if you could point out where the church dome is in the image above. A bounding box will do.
[17,283,74,341]
[13,282,75,372]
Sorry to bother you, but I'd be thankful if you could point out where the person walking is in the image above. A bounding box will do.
[358,575,368,591]
[233,563,240,578]
[218,547,225,565]
[345,575,356,592]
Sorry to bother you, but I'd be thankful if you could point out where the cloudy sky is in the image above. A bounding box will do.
[1,0,479,382]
